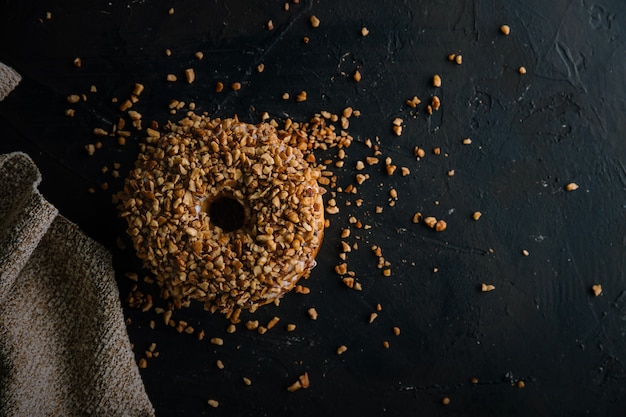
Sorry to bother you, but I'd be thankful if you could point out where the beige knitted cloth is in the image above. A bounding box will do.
[0,62,21,101]
[0,153,154,416]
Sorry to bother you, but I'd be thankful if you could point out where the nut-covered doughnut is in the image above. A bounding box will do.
[118,115,325,321]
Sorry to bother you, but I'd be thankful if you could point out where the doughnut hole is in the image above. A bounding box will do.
[207,195,246,232]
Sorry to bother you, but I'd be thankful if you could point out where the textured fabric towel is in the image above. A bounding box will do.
[0,152,154,417]
[0,62,21,101]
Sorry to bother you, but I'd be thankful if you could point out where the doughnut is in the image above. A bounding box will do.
[118,115,325,321]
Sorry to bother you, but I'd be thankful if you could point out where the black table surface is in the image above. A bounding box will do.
[1,0,626,416]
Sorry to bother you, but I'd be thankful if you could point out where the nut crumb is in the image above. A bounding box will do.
[518,66,527,75]
[565,182,579,191]
[522,249,529,256]
[184,68,195,84]
[210,337,224,346]
[243,377,252,386]
[481,283,496,292]
[337,345,348,355]
[433,74,442,87]
[361,27,369,36]
[353,70,362,82]
[207,399,219,408]
[310,15,320,28]
[472,211,482,221]
[307,307,318,320]
[442,397,451,406]
[592,284,602,296]
[369,312,378,323]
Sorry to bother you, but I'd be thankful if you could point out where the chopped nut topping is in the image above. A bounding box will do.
[361,27,369,36]
[310,15,320,28]
[500,24,511,35]
[565,182,579,191]
[592,284,602,296]
[184,68,195,84]
[481,283,496,292]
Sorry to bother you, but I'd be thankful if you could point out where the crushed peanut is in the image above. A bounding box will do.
[592,284,602,296]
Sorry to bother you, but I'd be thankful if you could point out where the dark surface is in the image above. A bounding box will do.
[1,0,626,416]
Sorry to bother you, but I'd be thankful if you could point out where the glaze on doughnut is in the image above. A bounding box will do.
[118,115,325,321]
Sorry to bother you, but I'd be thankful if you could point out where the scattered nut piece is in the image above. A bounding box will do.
[184,68,195,84]
[296,91,307,102]
[267,19,274,30]
[393,326,400,336]
[435,219,447,232]
[215,82,224,92]
[257,63,265,73]
[231,82,242,91]
[286,323,296,332]
[565,182,579,191]
[166,74,177,82]
[591,284,602,296]
[424,217,437,228]
[500,24,511,35]
[353,70,362,82]
[382,340,390,349]
[310,15,320,28]
[73,57,82,68]
[207,399,219,408]
[210,337,224,346]
[442,397,451,406]
[522,249,530,256]
[481,283,496,292]
[369,312,378,324]
[405,96,421,107]
[431,96,441,110]
[433,74,442,87]
[307,307,318,320]
[472,211,482,221]
[337,345,348,355]
[463,137,472,145]
[168,7,175,15]
[518,66,527,75]
[243,377,252,386]
[194,51,204,60]
[455,54,463,65]
[361,27,369,36]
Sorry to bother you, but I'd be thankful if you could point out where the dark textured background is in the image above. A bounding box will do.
[1,0,625,415]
